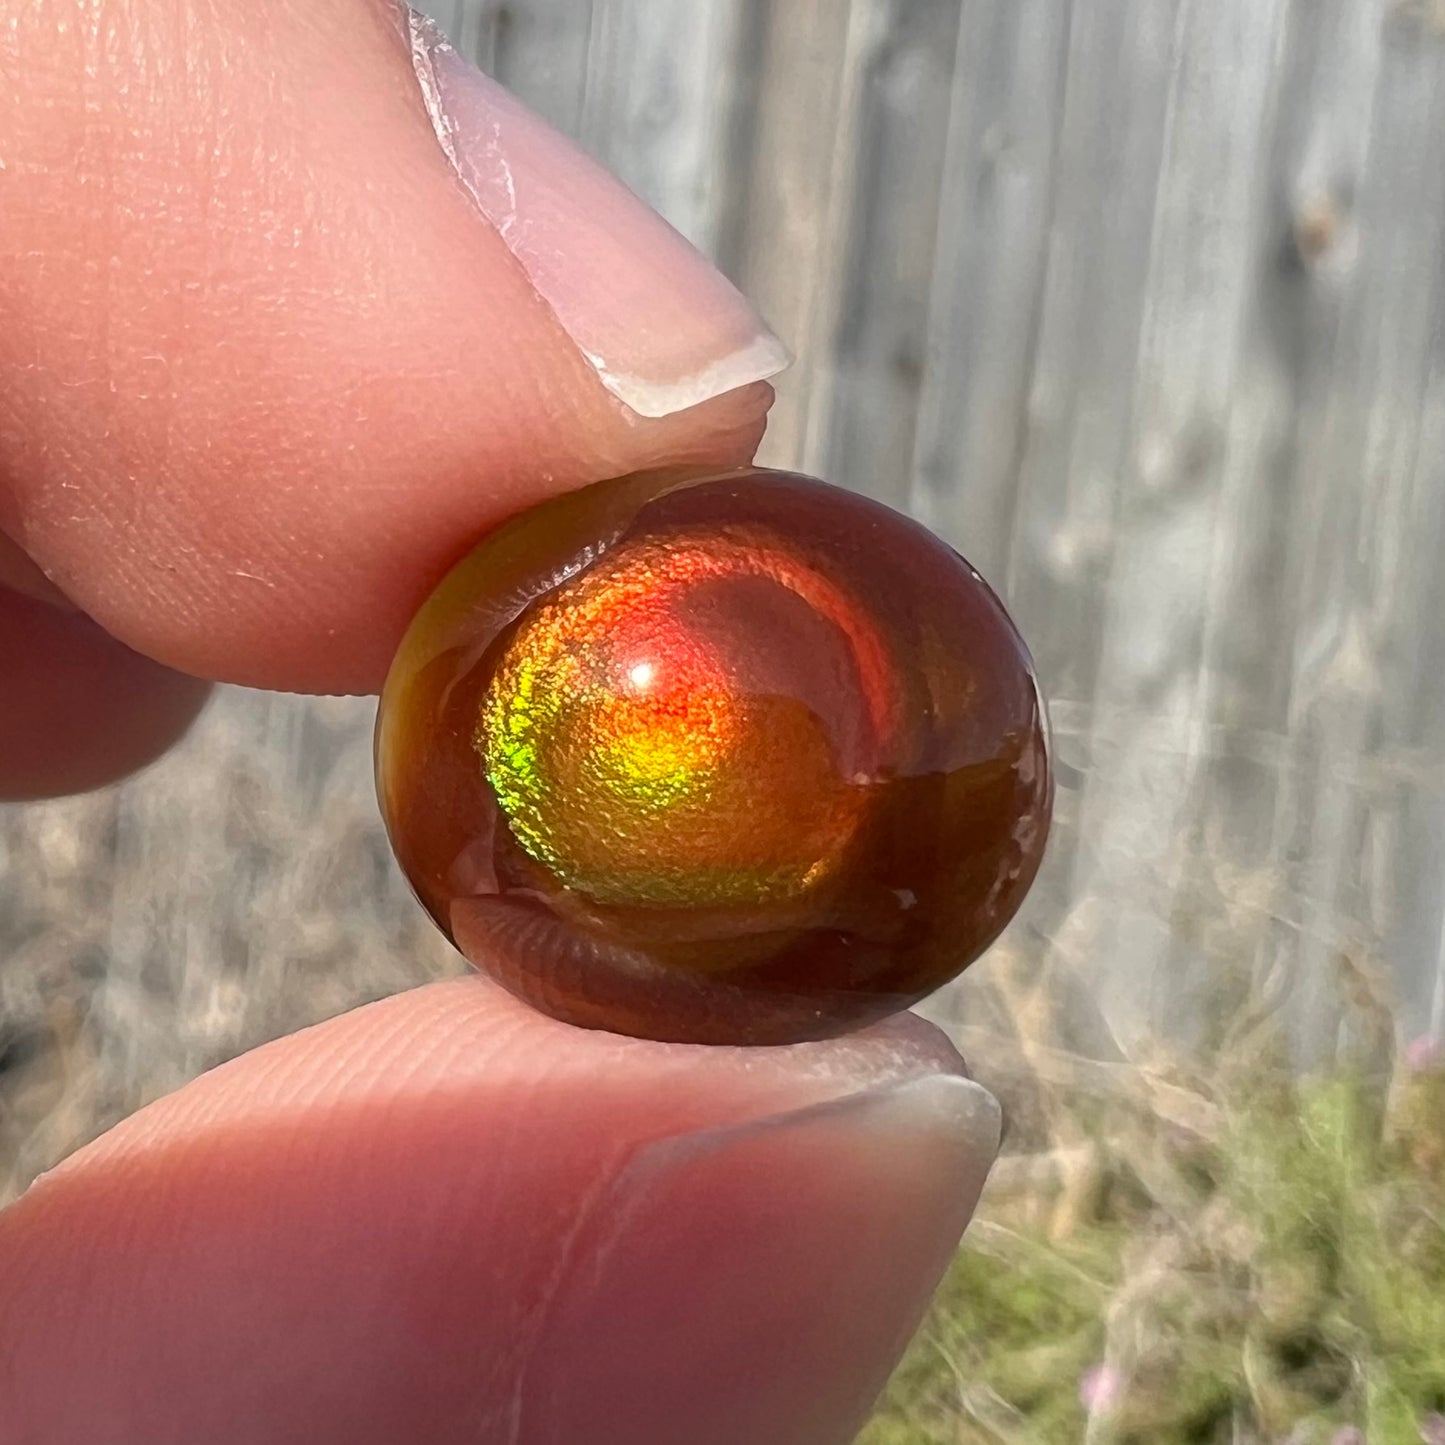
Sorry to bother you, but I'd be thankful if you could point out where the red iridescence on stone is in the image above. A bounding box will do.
[376,466,1052,1045]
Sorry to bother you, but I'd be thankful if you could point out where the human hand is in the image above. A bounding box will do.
[0,4,1000,1441]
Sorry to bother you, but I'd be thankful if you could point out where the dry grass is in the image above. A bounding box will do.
[862,1049,1445,1443]
[0,688,461,1204]
[2,687,1443,1443]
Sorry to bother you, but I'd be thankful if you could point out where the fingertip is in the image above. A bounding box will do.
[1,980,993,1444]
[526,1070,998,1445]
[0,0,777,695]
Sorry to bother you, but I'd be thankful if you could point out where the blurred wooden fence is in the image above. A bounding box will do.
[5,0,1445,1191]
[419,0,1445,1060]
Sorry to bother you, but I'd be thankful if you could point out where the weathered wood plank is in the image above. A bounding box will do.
[814,0,963,509]
[909,0,1073,581]
[1065,0,1294,1056]
[574,0,744,253]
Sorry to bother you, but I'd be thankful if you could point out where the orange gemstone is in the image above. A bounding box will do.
[376,467,1051,1044]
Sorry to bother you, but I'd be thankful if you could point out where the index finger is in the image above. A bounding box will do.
[0,0,782,695]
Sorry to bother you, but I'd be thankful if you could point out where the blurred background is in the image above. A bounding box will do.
[4,1,1445,1440]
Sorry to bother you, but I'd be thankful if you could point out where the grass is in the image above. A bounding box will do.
[4,696,1444,1441]
[861,1049,1445,1444]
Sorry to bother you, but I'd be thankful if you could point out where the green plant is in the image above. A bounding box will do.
[861,1054,1445,1444]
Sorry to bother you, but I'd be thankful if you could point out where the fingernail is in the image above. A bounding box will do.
[405,11,791,419]
[519,1072,1001,1444]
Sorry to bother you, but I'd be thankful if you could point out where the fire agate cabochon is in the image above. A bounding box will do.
[376,467,1051,1045]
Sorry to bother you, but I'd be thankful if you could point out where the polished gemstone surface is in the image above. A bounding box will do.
[376,466,1052,1045]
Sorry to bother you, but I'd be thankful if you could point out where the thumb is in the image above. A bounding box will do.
[0,980,999,1445]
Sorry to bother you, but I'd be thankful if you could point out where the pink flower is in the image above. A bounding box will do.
[1078,1364,1122,1415]
[1419,1412,1445,1445]
[1405,1036,1445,1073]
[1329,1428,1365,1445]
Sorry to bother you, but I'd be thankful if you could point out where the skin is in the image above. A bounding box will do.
[0,3,1000,1441]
